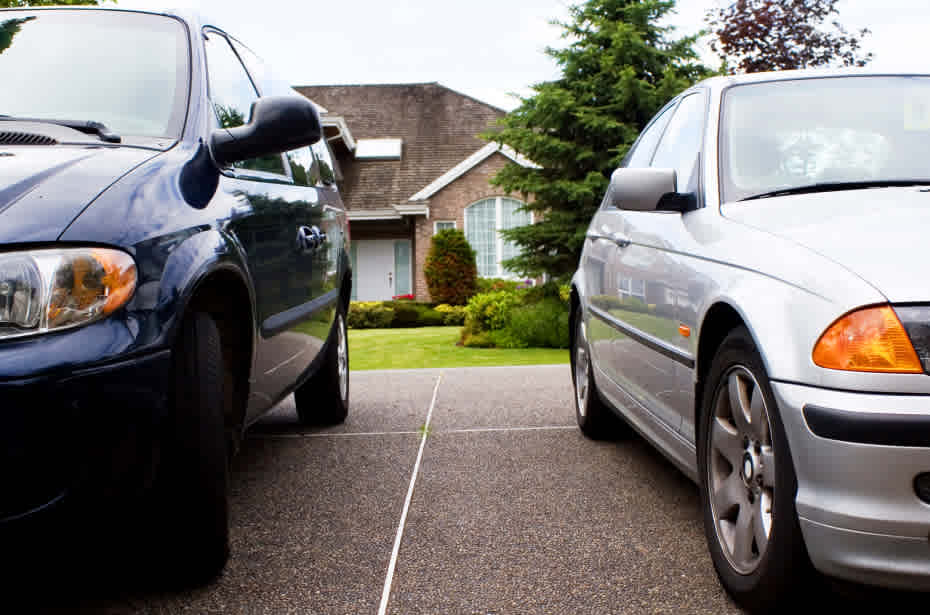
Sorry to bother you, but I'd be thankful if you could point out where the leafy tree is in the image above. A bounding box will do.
[424,229,478,305]
[707,0,872,74]
[484,0,712,280]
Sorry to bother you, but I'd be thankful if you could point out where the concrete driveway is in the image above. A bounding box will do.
[25,366,923,613]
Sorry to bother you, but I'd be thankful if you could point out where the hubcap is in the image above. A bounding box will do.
[707,366,775,575]
[575,321,589,417]
[336,314,347,402]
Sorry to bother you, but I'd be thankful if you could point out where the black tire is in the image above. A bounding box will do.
[295,308,349,425]
[697,326,811,613]
[151,311,230,585]
[571,313,629,440]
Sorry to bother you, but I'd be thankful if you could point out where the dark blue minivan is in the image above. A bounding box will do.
[0,7,351,581]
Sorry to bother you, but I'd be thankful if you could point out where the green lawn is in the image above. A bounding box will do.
[347,326,569,371]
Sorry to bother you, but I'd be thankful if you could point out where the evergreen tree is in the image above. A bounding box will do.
[484,0,712,280]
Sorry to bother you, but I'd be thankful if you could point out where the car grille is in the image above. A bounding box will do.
[0,131,58,146]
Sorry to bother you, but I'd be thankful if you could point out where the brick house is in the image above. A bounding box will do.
[294,82,536,302]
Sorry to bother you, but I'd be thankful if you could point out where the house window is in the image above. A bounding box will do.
[464,196,531,278]
[434,220,456,234]
[618,276,646,301]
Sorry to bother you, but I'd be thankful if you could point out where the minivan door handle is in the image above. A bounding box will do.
[296,225,326,252]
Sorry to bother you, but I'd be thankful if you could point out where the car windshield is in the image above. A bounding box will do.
[719,76,930,202]
[0,9,189,139]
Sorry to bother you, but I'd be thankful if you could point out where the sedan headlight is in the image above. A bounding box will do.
[812,305,923,373]
[0,248,136,340]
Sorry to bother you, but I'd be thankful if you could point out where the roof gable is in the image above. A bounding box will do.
[294,83,506,212]
[409,143,538,201]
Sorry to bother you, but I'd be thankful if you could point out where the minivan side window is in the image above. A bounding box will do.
[650,92,706,193]
[624,103,675,169]
[203,30,287,178]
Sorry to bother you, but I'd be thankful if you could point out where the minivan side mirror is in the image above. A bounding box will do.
[210,95,322,167]
[605,167,691,212]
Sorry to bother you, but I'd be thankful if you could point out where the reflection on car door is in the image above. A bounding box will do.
[593,92,706,436]
[203,29,320,416]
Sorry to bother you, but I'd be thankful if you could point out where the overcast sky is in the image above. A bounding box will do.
[116,0,930,110]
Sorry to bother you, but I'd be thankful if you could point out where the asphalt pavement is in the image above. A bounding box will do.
[21,365,922,613]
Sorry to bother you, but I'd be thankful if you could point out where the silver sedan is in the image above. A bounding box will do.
[570,69,930,612]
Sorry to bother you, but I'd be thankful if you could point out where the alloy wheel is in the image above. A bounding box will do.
[707,366,775,575]
[575,322,589,417]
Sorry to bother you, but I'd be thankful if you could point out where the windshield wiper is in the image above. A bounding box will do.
[740,180,930,201]
[0,115,121,143]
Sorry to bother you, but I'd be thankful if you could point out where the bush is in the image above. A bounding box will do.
[435,304,467,326]
[424,229,478,305]
[462,289,526,334]
[496,298,570,348]
[347,302,395,329]
[476,277,520,294]
[461,331,495,348]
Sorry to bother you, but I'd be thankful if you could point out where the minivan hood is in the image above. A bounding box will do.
[721,187,930,303]
[0,145,158,243]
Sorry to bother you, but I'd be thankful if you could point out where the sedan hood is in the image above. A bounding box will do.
[0,145,158,243]
[722,187,930,302]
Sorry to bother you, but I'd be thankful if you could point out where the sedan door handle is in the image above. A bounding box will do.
[610,232,631,248]
[586,230,631,248]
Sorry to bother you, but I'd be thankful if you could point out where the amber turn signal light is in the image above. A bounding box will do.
[813,305,923,373]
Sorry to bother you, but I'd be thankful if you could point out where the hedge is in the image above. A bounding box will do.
[348,300,446,329]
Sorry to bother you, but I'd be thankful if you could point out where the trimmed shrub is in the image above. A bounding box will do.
[424,229,478,305]
[435,304,467,326]
[347,302,395,329]
[383,300,433,327]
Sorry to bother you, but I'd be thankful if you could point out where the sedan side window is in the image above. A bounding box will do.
[624,103,675,169]
[203,30,287,178]
[650,92,706,193]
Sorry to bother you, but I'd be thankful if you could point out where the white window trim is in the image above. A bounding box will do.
[433,220,457,234]
[463,196,534,279]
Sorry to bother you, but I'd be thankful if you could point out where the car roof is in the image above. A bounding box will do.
[0,5,208,29]
[698,67,930,90]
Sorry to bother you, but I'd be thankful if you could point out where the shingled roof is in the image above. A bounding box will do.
[294,82,506,212]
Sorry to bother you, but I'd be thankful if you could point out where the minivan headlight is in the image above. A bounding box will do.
[0,248,136,339]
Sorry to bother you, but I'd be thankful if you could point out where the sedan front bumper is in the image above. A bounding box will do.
[774,381,930,590]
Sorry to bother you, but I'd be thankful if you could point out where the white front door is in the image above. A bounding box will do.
[355,240,395,301]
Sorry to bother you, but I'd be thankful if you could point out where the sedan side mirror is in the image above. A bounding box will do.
[605,167,694,212]
[210,95,322,167]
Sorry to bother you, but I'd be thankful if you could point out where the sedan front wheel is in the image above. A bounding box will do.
[697,326,812,613]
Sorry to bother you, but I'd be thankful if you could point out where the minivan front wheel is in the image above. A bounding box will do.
[697,326,810,613]
[150,311,230,585]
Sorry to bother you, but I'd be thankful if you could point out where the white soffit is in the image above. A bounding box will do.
[355,138,403,160]
[409,143,539,201]
[321,115,356,152]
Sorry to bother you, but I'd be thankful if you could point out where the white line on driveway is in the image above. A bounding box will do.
[377,371,443,615]
[250,426,575,439]
[250,431,421,438]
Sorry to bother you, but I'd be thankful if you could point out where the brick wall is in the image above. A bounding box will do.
[413,152,518,301]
